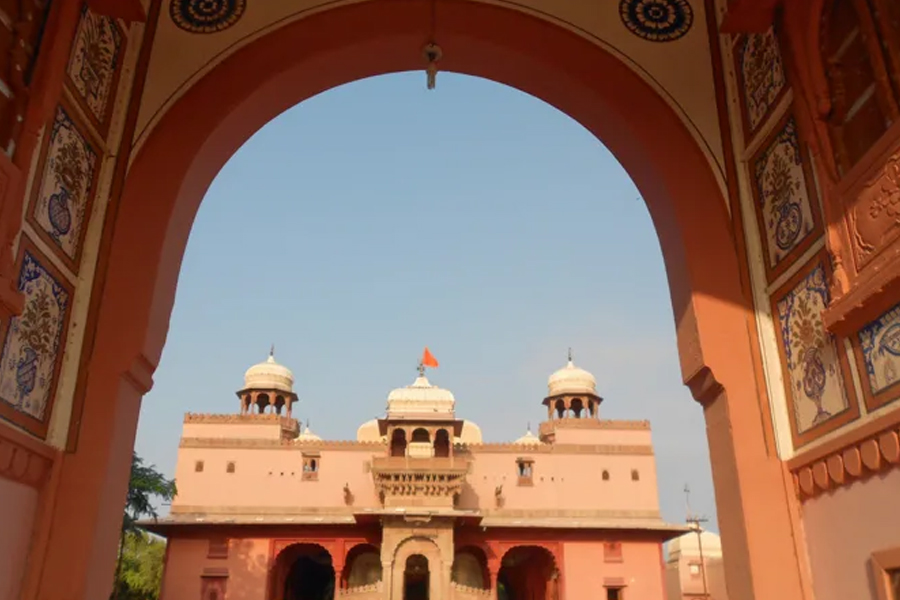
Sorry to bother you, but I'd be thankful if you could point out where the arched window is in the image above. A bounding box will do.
[570,398,584,418]
[631,469,640,481]
[390,429,407,457]
[434,429,451,458]
[554,399,566,419]
[602,470,610,481]
[411,428,430,443]
[821,0,900,175]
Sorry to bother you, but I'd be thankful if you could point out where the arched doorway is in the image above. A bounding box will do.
[452,546,488,590]
[344,543,383,589]
[273,544,335,600]
[498,546,558,600]
[403,554,430,600]
[48,1,806,599]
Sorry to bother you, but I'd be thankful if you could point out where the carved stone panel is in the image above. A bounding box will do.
[772,255,859,446]
[848,151,900,270]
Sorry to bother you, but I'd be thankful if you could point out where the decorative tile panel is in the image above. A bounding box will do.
[66,4,125,134]
[751,115,821,280]
[856,301,900,409]
[735,28,788,139]
[773,257,858,446]
[27,104,99,273]
[0,239,72,437]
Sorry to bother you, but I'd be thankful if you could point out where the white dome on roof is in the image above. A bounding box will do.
[667,530,722,560]
[514,427,542,446]
[243,350,294,393]
[547,355,597,396]
[387,375,455,417]
[296,424,321,442]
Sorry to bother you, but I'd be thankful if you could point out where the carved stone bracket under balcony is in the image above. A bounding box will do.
[371,456,470,509]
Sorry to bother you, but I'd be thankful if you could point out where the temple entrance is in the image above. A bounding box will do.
[274,544,335,600]
[497,546,558,600]
[403,554,430,600]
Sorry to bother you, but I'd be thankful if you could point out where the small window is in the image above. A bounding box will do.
[302,453,320,480]
[226,461,235,474]
[604,542,623,563]
[195,460,204,473]
[602,470,610,481]
[208,537,229,559]
[689,562,702,578]
[631,469,639,481]
[606,587,623,600]
[516,458,534,486]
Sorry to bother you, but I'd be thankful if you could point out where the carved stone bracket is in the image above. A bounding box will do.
[788,411,900,500]
[685,366,724,407]
[0,422,56,489]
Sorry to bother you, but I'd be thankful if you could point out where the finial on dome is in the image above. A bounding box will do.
[268,344,275,363]
[568,347,573,364]
[417,361,425,378]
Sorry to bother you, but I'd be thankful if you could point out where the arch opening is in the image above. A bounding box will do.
[274,544,335,600]
[344,543,382,589]
[404,554,430,600]
[498,546,558,600]
[434,429,451,458]
[452,546,488,589]
[390,429,408,457]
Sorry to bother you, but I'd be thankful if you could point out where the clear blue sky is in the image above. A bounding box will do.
[134,71,717,529]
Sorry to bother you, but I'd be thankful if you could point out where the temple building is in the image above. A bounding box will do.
[144,350,689,600]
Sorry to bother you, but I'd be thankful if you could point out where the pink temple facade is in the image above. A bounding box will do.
[145,352,689,600]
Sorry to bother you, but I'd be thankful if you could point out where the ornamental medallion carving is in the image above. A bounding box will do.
[849,152,900,269]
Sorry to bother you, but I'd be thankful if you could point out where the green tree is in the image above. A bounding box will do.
[116,531,167,600]
[113,452,176,600]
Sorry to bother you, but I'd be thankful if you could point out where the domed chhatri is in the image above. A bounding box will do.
[543,350,604,421]
[243,348,294,393]
[237,348,298,417]
[547,351,597,396]
[169,0,247,34]
[296,422,322,443]
[619,0,694,43]
[386,374,456,417]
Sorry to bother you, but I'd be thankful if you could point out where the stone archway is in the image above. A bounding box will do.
[271,543,336,600]
[498,546,559,600]
[38,1,806,600]
[390,537,446,600]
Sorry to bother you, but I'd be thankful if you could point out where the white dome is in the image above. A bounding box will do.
[357,419,385,443]
[243,351,294,393]
[296,425,321,442]
[667,530,722,559]
[514,428,541,445]
[386,375,455,417]
[457,420,483,444]
[547,359,596,396]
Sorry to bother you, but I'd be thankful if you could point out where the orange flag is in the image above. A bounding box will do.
[422,347,439,368]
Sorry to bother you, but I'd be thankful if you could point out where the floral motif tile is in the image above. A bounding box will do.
[29,105,98,270]
[858,302,900,398]
[0,244,71,425]
[752,117,818,274]
[736,27,787,135]
[776,261,851,436]
[66,5,124,130]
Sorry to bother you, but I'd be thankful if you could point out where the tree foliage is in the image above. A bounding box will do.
[113,452,176,600]
[116,531,167,600]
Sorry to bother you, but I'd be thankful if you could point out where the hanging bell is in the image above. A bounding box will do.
[422,43,443,90]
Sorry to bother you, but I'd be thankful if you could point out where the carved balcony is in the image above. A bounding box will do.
[371,456,470,509]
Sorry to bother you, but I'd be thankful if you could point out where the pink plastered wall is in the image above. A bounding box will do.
[182,423,286,440]
[160,537,272,600]
[461,449,660,513]
[563,540,666,600]
[172,445,383,509]
[801,469,900,600]
[550,426,652,446]
[0,478,37,600]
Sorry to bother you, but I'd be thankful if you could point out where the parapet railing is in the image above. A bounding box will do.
[450,581,491,599]
[337,581,383,597]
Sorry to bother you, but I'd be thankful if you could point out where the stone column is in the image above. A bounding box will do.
[489,567,500,600]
